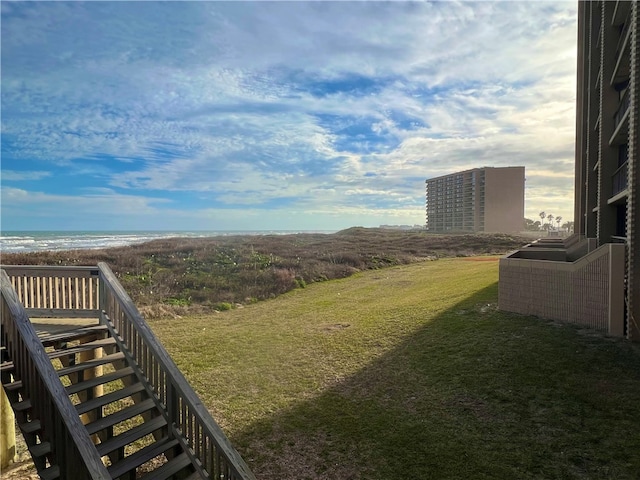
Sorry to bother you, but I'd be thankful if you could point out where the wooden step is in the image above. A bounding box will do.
[76,382,146,415]
[40,464,60,480]
[56,351,125,377]
[19,419,41,434]
[47,337,117,360]
[66,366,135,395]
[14,398,32,412]
[107,437,180,479]
[85,398,157,435]
[0,360,14,372]
[30,441,52,458]
[138,452,192,480]
[40,324,108,347]
[96,415,167,457]
[3,379,22,392]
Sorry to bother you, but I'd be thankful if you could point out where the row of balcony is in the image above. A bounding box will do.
[426,201,484,209]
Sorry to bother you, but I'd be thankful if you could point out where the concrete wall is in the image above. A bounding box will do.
[498,243,625,336]
[484,166,525,233]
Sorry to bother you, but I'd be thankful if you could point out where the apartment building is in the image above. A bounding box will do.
[499,1,637,339]
[425,166,525,233]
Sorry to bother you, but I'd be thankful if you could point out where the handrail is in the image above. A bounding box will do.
[97,262,256,480]
[0,270,110,480]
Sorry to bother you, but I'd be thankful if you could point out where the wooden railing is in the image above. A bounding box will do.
[0,270,110,480]
[98,262,256,480]
[1,263,257,479]
[1,265,100,318]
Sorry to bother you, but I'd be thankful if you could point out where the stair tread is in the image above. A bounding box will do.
[30,441,52,458]
[40,324,108,346]
[0,360,14,372]
[3,379,22,391]
[14,398,32,411]
[76,382,147,415]
[138,452,192,480]
[96,415,167,457]
[19,419,41,434]
[40,464,60,480]
[66,366,135,395]
[47,337,117,360]
[85,398,157,435]
[107,436,180,479]
[56,351,125,377]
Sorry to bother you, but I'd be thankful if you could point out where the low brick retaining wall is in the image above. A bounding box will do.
[499,243,625,336]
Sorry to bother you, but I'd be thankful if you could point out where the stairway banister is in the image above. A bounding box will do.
[0,270,111,480]
[97,262,256,480]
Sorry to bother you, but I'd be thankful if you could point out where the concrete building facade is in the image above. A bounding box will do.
[425,166,525,233]
[499,0,636,339]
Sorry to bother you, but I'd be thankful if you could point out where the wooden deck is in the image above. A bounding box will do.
[30,317,100,339]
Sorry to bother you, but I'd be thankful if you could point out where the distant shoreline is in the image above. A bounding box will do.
[0,229,338,254]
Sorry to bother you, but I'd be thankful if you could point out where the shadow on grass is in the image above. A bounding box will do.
[234,282,640,480]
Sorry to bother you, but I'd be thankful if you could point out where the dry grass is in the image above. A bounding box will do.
[1,228,528,317]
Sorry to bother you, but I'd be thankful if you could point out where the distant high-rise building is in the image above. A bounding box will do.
[425,166,525,233]
[499,1,635,340]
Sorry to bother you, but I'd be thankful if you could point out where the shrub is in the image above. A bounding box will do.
[214,302,234,311]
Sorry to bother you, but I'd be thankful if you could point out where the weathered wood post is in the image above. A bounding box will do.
[0,385,16,468]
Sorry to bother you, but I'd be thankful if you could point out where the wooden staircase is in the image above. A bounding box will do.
[0,264,256,480]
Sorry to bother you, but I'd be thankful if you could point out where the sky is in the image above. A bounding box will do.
[1,1,578,232]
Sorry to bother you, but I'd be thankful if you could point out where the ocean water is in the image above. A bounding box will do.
[0,230,333,254]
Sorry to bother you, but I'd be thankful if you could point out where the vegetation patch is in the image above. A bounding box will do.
[1,228,528,317]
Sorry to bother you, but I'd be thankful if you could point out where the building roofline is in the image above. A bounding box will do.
[425,166,525,183]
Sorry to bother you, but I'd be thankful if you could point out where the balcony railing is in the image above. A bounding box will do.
[615,13,631,61]
[614,89,630,130]
[611,13,632,84]
[612,161,628,196]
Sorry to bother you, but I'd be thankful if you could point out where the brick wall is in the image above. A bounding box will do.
[498,243,625,336]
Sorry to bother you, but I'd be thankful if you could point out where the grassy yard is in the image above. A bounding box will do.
[148,257,640,480]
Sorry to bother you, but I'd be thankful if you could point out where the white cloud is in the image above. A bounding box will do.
[1,170,52,181]
[1,1,579,229]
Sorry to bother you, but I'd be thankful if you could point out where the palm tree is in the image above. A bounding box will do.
[555,216,562,231]
[562,221,574,233]
[547,213,554,230]
[539,211,546,230]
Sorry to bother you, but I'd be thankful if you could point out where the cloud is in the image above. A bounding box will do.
[1,1,579,229]
[2,170,52,181]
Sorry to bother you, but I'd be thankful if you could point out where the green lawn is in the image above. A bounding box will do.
[148,257,640,480]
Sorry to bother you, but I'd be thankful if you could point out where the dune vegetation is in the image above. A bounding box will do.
[1,228,529,318]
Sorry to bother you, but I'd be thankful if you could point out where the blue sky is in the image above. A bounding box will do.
[1,1,578,231]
